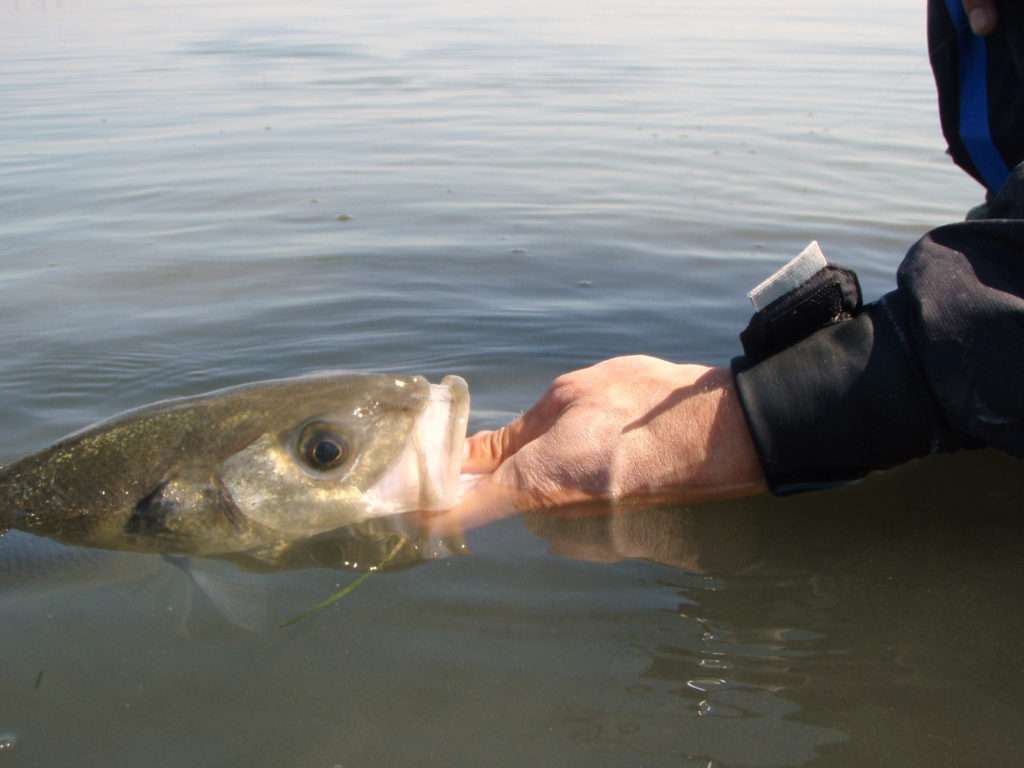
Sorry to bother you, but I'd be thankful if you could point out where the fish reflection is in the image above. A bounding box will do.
[221,511,467,573]
[1,505,465,635]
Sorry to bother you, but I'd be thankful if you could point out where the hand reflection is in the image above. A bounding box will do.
[432,476,760,575]
[439,448,1024,578]
[523,502,759,574]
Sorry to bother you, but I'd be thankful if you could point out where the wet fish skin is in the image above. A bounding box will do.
[0,372,469,558]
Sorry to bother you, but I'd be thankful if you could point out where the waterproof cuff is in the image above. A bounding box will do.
[732,292,946,495]
[740,264,862,365]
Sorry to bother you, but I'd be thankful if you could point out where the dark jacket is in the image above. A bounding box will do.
[733,0,1023,493]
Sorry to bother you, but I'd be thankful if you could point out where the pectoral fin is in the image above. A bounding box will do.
[163,555,270,634]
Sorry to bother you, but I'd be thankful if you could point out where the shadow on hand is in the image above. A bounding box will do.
[621,367,722,434]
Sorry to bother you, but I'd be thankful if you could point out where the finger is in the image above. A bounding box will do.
[962,0,998,35]
[462,398,559,474]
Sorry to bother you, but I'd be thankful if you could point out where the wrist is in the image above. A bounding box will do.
[638,365,766,500]
[694,367,767,495]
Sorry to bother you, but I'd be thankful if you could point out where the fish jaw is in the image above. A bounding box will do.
[362,375,470,515]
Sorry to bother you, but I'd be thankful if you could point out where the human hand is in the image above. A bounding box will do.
[963,0,1001,36]
[463,356,767,507]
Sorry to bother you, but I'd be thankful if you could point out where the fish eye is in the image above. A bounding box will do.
[299,424,349,472]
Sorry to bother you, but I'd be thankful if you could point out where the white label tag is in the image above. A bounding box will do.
[747,241,827,311]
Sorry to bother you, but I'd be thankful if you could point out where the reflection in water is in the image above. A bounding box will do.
[2,448,1021,764]
[225,512,467,573]
[514,449,1024,766]
[1,509,466,638]
[522,499,758,574]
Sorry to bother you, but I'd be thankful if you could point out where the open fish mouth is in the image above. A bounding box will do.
[363,375,470,514]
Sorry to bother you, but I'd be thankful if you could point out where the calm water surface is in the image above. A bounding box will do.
[2,0,1021,765]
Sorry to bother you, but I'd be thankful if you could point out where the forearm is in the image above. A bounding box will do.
[734,169,1024,494]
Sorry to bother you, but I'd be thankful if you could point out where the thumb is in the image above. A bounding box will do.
[462,397,559,474]
[462,420,534,474]
[962,0,997,35]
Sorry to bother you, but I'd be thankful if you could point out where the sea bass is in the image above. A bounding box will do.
[0,373,469,560]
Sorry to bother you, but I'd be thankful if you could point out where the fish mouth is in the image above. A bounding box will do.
[417,375,470,509]
[364,375,470,513]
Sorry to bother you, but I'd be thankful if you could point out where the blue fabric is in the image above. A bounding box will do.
[942,0,1011,193]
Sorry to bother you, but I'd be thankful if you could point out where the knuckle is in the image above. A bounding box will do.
[551,370,580,389]
[620,353,658,366]
[596,354,657,374]
[548,373,583,404]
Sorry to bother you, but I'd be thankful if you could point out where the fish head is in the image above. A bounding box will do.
[215,373,470,538]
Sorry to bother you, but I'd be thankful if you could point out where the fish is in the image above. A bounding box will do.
[0,372,470,563]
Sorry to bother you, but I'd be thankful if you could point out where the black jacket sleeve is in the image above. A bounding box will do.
[731,2,1024,494]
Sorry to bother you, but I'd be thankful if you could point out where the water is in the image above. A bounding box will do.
[1,0,1020,765]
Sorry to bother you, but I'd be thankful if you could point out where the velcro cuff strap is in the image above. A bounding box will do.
[740,263,863,365]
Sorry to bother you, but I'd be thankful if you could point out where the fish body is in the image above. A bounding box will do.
[0,373,469,561]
